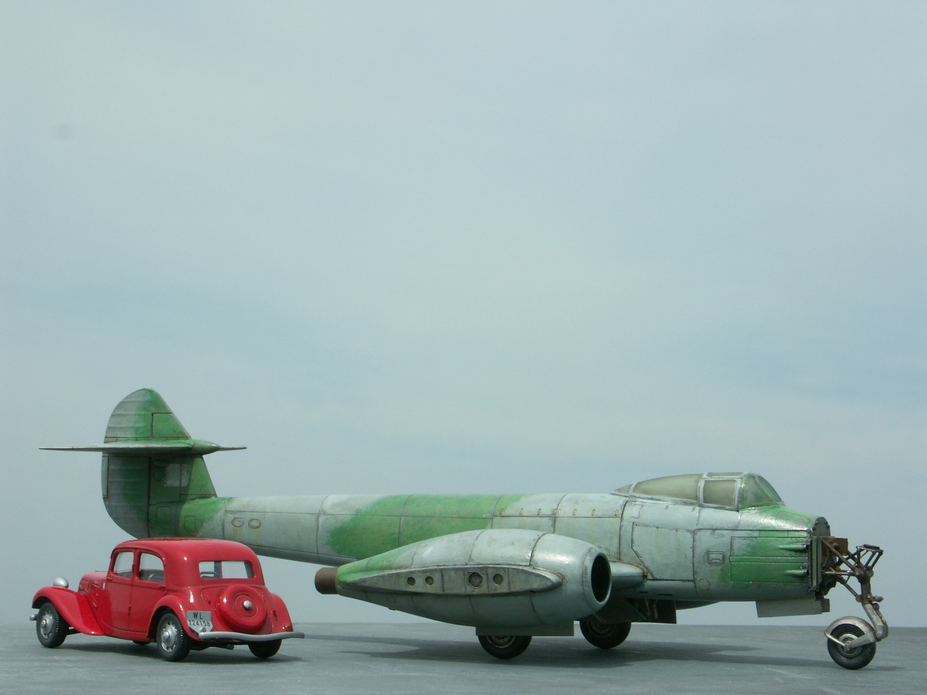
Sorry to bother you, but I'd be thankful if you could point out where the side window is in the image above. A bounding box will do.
[138,553,165,583]
[112,551,134,578]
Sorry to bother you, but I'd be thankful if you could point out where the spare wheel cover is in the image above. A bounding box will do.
[217,584,266,632]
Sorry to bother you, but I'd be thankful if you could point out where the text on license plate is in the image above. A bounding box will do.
[186,611,213,634]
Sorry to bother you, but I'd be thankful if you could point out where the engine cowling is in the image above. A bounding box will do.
[315,529,612,629]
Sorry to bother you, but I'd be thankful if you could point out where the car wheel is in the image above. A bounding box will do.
[36,602,68,648]
[156,612,192,662]
[579,616,632,649]
[249,640,282,659]
[477,635,531,659]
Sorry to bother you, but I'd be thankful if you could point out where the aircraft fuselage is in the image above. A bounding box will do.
[163,489,829,605]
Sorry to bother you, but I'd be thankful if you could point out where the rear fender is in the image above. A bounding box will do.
[150,596,200,641]
[269,592,294,632]
[32,587,105,636]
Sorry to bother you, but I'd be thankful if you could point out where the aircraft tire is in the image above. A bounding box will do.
[156,612,192,662]
[249,639,282,659]
[826,623,876,670]
[579,616,631,649]
[35,602,68,648]
[478,635,531,659]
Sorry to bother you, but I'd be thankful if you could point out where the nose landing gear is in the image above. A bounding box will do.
[821,540,887,670]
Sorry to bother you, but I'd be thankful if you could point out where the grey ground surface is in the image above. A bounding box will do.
[2,622,923,695]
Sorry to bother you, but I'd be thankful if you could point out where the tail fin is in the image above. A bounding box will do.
[43,389,243,538]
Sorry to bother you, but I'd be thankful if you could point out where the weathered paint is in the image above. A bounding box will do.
[328,529,613,629]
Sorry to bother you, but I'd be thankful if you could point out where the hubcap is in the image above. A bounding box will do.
[160,622,178,651]
[39,612,53,639]
[839,634,861,656]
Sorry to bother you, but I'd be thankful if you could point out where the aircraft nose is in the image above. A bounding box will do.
[812,516,831,536]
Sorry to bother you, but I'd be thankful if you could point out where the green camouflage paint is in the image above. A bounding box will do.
[324,494,509,560]
[324,495,406,560]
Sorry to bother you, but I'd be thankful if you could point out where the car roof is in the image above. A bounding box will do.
[112,538,258,563]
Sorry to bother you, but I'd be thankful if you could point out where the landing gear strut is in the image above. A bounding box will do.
[821,539,887,670]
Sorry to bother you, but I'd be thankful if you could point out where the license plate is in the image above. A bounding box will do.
[186,611,213,634]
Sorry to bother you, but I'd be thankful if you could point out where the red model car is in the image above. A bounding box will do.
[31,538,304,661]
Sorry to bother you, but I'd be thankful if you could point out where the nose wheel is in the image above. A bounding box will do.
[825,621,876,670]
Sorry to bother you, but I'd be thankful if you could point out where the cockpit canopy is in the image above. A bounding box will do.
[613,472,783,511]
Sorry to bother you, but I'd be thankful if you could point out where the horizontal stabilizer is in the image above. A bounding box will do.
[41,439,245,457]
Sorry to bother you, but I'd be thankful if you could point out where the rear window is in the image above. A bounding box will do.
[198,560,253,580]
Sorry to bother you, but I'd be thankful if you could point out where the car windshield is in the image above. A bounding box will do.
[198,560,253,580]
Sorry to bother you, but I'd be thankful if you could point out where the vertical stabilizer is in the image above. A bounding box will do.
[98,389,222,538]
[104,388,190,442]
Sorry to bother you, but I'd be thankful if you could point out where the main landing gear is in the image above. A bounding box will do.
[477,634,532,659]
[477,618,632,660]
[579,615,631,649]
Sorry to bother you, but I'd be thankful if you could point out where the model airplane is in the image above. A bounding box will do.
[43,389,887,668]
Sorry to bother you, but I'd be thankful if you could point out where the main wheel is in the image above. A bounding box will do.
[827,623,876,670]
[477,635,532,660]
[156,612,192,662]
[249,639,282,659]
[35,602,68,648]
[580,616,631,649]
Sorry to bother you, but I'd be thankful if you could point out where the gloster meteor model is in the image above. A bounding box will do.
[44,389,887,668]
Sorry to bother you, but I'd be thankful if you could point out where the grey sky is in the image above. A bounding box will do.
[2,2,925,628]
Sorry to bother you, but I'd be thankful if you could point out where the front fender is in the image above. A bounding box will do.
[32,587,104,636]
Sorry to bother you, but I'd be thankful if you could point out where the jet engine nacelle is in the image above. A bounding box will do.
[315,529,612,629]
